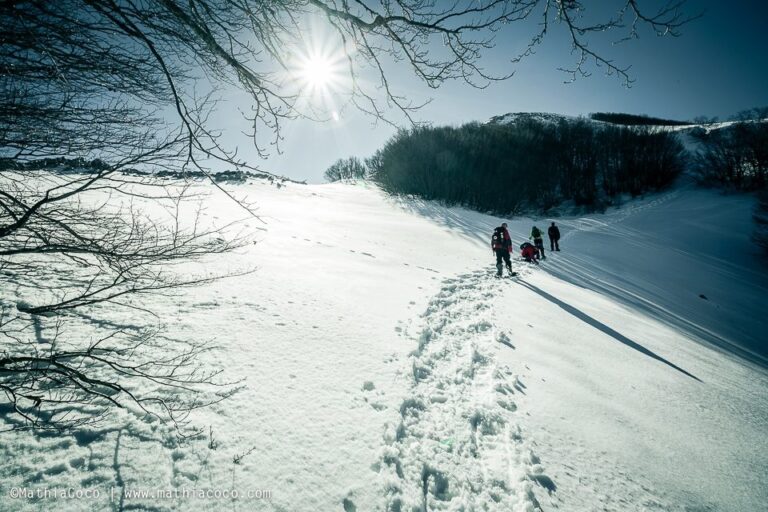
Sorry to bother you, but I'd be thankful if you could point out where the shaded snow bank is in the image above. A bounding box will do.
[544,185,768,368]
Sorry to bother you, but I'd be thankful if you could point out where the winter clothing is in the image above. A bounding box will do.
[548,222,561,252]
[491,226,512,251]
[491,225,513,276]
[495,249,512,272]
[530,226,545,259]
[520,242,539,263]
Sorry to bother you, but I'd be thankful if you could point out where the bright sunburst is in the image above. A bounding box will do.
[289,27,350,118]
[294,48,344,98]
[301,55,334,88]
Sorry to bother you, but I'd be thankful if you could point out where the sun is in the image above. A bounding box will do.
[288,27,350,117]
[291,40,346,99]
[301,55,334,88]
[295,49,343,97]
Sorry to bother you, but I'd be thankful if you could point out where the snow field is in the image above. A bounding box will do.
[1,177,766,512]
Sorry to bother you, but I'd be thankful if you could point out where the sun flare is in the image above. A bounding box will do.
[301,55,334,88]
[289,29,351,117]
[291,39,347,99]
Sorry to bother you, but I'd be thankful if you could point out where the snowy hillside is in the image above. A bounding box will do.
[488,112,597,126]
[1,178,766,511]
[488,110,766,136]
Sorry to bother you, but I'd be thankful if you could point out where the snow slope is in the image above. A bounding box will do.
[0,178,766,511]
[546,183,768,367]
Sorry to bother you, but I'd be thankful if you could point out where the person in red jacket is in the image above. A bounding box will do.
[520,242,540,264]
[491,223,513,276]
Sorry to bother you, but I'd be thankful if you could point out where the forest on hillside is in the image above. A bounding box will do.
[365,119,685,215]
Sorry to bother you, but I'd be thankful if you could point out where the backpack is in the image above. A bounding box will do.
[531,226,541,239]
[491,227,505,250]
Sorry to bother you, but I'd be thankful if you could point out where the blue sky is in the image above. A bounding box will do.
[216,1,768,183]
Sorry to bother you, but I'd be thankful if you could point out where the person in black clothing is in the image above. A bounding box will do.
[530,225,545,259]
[491,223,513,276]
[548,222,561,252]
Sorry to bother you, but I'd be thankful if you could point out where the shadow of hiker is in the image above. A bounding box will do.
[518,280,702,382]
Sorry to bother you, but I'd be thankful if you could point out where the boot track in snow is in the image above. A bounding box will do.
[377,267,552,511]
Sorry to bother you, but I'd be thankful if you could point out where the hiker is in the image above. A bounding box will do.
[530,225,545,259]
[491,222,513,276]
[548,221,561,252]
[520,242,539,264]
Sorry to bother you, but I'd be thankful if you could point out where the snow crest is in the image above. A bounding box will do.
[377,269,550,511]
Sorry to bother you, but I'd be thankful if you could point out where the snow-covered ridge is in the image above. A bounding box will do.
[488,111,600,126]
[488,111,767,134]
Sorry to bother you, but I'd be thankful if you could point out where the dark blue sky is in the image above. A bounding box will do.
[218,1,768,182]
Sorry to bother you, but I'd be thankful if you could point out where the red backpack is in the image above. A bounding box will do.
[491,227,509,250]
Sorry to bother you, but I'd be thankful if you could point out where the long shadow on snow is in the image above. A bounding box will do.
[544,258,768,371]
[395,195,768,372]
[518,280,702,382]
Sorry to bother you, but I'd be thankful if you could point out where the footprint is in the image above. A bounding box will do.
[496,332,516,349]
[529,473,557,494]
[342,497,357,512]
[497,398,517,412]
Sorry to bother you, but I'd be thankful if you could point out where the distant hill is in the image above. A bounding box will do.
[0,157,295,184]
[589,112,691,126]
[488,111,692,128]
[488,112,595,126]
[488,111,693,128]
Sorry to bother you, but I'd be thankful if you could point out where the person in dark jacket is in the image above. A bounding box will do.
[491,223,513,276]
[530,225,545,259]
[548,221,561,252]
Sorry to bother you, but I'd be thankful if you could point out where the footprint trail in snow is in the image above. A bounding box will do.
[377,268,550,511]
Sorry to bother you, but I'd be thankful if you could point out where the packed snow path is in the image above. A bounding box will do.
[376,268,551,511]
